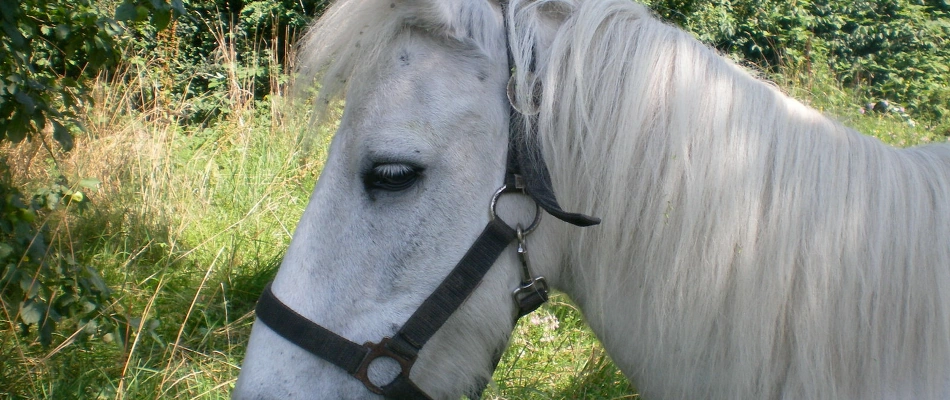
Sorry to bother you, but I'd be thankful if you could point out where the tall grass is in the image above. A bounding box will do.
[1,13,946,400]
[0,17,330,399]
[771,58,944,147]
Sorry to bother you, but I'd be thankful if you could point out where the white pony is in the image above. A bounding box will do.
[234,0,950,398]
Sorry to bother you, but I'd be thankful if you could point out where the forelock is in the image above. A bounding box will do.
[296,0,505,120]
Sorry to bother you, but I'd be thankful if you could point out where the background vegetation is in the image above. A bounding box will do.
[0,0,946,398]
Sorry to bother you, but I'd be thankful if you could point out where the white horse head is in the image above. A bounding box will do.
[236,0,950,398]
[234,0,554,398]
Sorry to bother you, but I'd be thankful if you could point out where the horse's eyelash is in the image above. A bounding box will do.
[372,163,418,177]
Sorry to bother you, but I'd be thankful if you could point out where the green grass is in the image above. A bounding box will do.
[1,48,947,400]
[1,59,330,397]
[486,296,638,399]
[773,61,946,147]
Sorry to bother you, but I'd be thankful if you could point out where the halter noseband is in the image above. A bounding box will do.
[253,3,600,398]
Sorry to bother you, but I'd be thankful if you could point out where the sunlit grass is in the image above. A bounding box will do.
[486,295,638,399]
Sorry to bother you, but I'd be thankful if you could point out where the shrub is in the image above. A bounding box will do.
[122,0,328,124]
[0,163,109,348]
[0,0,180,350]
[648,0,950,124]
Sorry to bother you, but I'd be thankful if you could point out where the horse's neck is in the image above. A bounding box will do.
[541,13,872,393]
[548,35,950,398]
[518,0,950,398]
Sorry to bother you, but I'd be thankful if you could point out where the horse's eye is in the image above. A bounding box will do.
[364,163,422,192]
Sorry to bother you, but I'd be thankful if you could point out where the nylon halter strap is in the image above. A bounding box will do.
[253,3,600,398]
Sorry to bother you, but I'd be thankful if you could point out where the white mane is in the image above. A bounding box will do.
[515,0,950,398]
[293,0,950,397]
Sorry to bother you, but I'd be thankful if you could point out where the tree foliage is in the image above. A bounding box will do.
[0,0,181,348]
[123,0,327,124]
[648,0,950,123]
[0,167,107,347]
[0,0,184,149]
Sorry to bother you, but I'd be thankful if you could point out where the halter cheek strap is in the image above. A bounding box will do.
[501,1,600,229]
[505,112,601,227]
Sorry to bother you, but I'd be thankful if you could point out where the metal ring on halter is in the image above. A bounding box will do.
[352,337,416,395]
[506,75,542,116]
[490,184,542,235]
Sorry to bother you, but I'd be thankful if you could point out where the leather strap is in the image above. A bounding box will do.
[505,115,600,226]
[256,282,368,374]
[393,218,516,351]
[501,1,600,228]
[255,218,516,399]
[258,285,433,398]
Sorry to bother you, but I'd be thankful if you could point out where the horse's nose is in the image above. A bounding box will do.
[235,320,382,400]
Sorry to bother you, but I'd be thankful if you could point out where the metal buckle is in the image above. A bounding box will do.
[511,225,550,317]
[513,276,550,317]
[352,337,417,395]
[489,184,550,317]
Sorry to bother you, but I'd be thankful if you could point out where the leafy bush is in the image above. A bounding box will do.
[816,1,950,121]
[122,0,328,124]
[0,0,184,149]
[0,0,180,350]
[648,0,950,125]
[0,164,108,347]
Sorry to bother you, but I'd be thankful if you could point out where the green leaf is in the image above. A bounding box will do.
[1,263,19,285]
[46,192,60,210]
[14,92,35,114]
[81,299,97,314]
[79,178,100,190]
[0,243,13,259]
[170,0,185,16]
[136,5,149,21]
[18,208,35,222]
[84,266,110,296]
[52,120,73,151]
[81,319,98,335]
[19,300,44,325]
[146,318,159,332]
[114,2,139,21]
[56,292,77,308]
[146,318,164,346]
[1,21,26,48]
[104,20,123,36]
[54,24,70,40]
[152,10,171,31]
[3,118,28,142]
[20,276,39,298]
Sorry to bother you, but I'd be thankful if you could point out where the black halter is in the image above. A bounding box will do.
[253,3,600,398]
